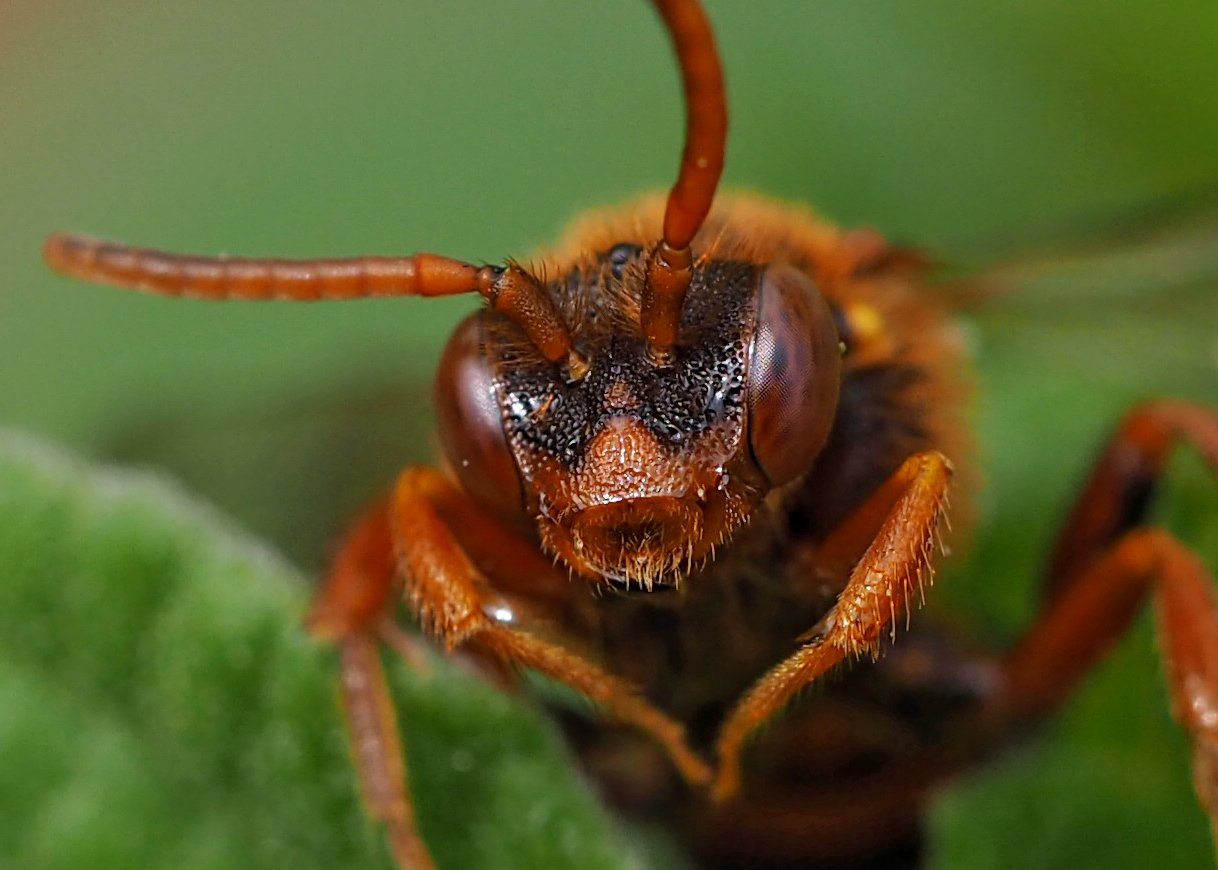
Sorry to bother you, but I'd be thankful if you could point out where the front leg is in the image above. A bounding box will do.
[711,451,954,800]
[309,466,712,868]
[390,466,711,787]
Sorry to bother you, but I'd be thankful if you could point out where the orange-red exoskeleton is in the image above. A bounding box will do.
[42,1,1218,868]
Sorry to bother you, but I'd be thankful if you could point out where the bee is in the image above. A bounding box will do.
[23,1,1218,868]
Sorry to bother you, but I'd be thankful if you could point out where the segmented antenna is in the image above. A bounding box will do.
[43,0,728,375]
[640,0,728,364]
[42,235,578,368]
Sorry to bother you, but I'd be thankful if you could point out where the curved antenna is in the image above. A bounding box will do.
[44,2,728,373]
[44,232,485,300]
[641,0,728,363]
[43,233,577,365]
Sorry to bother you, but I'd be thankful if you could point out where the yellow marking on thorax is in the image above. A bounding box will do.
[840,301,897,367]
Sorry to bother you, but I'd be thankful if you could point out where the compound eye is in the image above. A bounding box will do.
[435,313,525,517]
[746,265,842,487]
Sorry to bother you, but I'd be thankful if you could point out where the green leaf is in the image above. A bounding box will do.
[0,430,651,870]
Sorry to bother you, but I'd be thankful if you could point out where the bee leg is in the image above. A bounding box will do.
[338,631,437,870]
[390,465,712,788]
[305,497,438,870]
[711,451,954,801]
[308,496,398,639]
[989,400,1218,836]
[1042,399,1218,603]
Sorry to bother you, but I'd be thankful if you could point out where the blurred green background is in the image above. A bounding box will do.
[3,1,1218,867]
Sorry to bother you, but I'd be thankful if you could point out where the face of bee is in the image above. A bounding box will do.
[435,236,843,590]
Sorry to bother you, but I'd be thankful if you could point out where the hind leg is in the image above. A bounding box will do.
[987,400,1218,842]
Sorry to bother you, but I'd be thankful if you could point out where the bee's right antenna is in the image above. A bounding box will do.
[641,0,727,365]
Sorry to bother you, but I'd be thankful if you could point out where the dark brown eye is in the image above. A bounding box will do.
[434,313,525,517]
[746,265,842,487]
